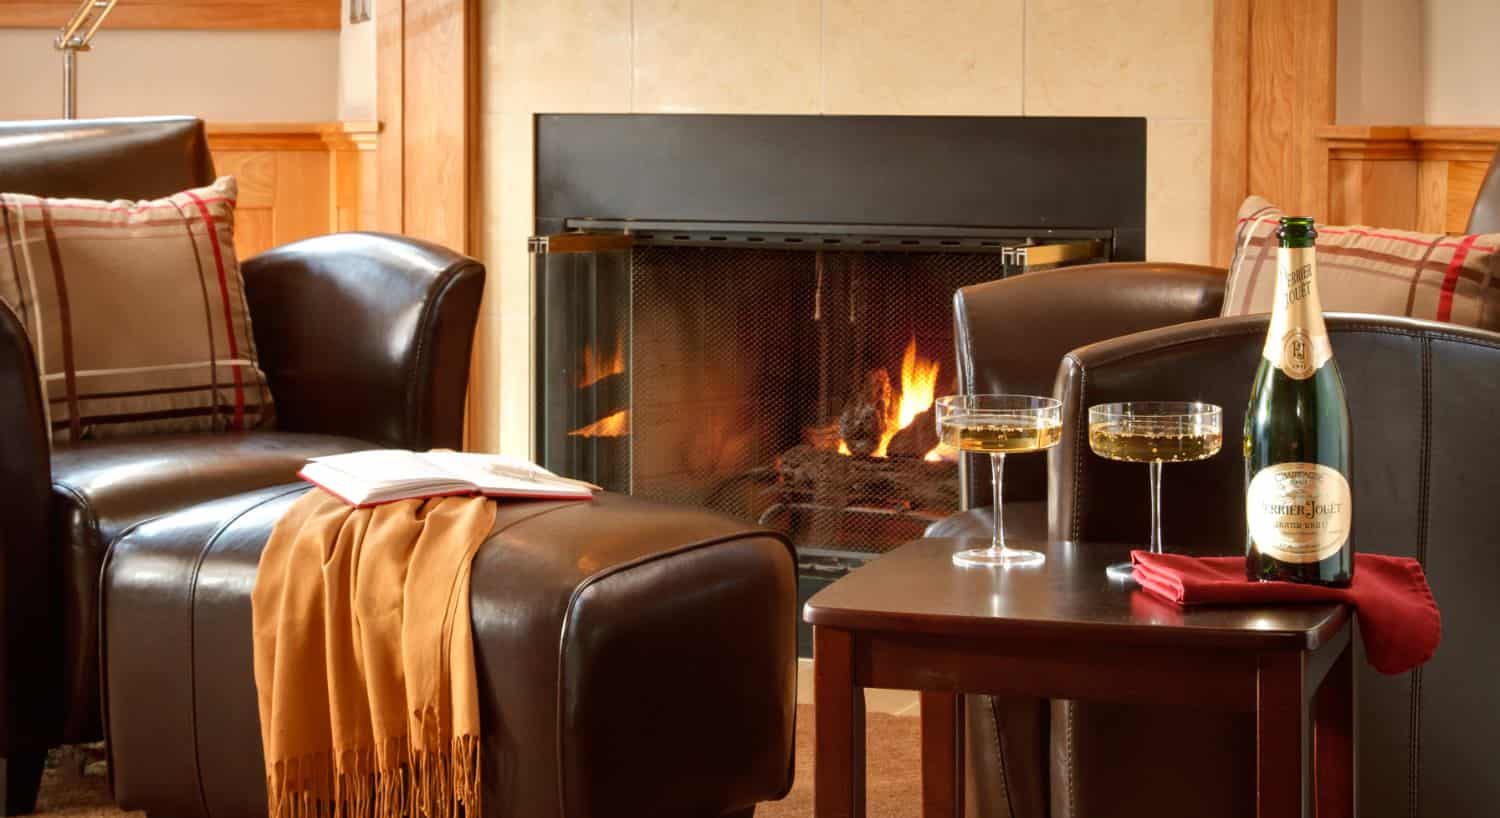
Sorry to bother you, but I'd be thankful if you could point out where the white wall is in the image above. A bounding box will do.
[0,28,339,122]
[1422,0,1500,125]
[1338,0,1500,126]
[339,0,377,121]
[1336,0,1424,124]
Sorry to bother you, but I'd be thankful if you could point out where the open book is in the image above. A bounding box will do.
[299,450,599,507]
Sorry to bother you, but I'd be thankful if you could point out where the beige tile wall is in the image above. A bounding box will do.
[476,0,1214,456]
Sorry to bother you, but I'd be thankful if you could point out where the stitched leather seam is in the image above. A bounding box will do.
[555,525,798,815]
[988,696,1015,818]
[1066,355,1086,541]
[1409,337,1433,818]
[1065,701,1075,817]
[185,484,310,818]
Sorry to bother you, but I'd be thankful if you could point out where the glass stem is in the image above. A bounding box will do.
[1148,460,1164,554]
[991,451,1007,553]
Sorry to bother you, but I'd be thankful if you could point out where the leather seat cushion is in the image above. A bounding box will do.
[51,432,373,741]
[103,487,797,818]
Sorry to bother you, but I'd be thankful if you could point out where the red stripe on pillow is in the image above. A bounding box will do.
[184,190,245,430]
[1437,234,1481,322]
[1320,226,1498,254]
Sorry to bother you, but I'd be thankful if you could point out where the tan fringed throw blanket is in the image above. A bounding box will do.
[252,489,497,818]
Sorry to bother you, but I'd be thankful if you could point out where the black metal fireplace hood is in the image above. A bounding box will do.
[534,114,1147,260]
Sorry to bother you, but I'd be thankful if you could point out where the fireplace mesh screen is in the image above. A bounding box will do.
[623,244,1005,554]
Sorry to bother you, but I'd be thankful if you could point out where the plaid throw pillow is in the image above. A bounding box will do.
[0,176,274,443]
[1224,195,1500,329]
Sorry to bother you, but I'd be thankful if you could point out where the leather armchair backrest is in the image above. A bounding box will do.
[0,117,215,200]
[1465,145,1500,234]
[1052,313,1500,816]
[952,262,1225,507]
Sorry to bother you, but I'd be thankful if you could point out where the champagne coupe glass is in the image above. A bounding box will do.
[935,395,1062,568]
[1087,402,1223,581]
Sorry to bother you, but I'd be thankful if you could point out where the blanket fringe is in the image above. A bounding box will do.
[267,733,481,818]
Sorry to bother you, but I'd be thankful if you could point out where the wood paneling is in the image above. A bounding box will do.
[378,0,475,253]
[1210,0,1251,266]
[206,122,378,259]
[0,1,340,30]
[1315,125,1500,235]
[1211,0,1338,265]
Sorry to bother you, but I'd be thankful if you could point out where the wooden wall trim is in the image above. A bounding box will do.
[1315,125,1500,234]
[1210,0,1338,266]
[206,122,380,153]
[1209,0,1251,267]
[205,121,378,259]
[0,1,340,30]
[1317,126,1500,162]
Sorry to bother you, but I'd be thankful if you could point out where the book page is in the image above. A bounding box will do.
[419,452,594,497]
[310,449,459,485]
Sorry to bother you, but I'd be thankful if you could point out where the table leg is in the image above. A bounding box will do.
[1314,642,1355,817]
[815,627,865,818]
[921,691,964,818]
[1257,651,1311,818]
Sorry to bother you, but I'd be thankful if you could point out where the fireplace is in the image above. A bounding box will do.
[531,115,1145,652]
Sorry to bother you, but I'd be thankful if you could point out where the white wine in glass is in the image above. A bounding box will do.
[1087,402,1223,581]
[935,395,1062,568]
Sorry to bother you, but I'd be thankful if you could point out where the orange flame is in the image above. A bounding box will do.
[579,339,624,388]
[829,336,941,458]
[569,409,630,438]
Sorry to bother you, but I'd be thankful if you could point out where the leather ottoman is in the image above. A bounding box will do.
[101,484,797,818]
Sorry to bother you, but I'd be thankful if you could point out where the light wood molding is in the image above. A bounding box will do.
[0,1,340,30]
[1210,0,1338,266]
[1314,125,1500,234]
[1209,0,1251,267]
[206,122,380,152]
[206,122,380,260]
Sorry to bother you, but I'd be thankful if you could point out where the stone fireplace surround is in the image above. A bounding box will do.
[472,0,1213,459]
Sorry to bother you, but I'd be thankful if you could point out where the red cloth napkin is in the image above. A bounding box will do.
[1131,551,1441,675]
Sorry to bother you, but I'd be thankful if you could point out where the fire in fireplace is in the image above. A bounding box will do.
[535,235,1108,555]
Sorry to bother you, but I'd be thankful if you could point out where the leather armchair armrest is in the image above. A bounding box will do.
[0,302,61,755]
[242,233,485,450]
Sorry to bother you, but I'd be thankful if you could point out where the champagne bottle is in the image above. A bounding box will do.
[1244,217,1354,586]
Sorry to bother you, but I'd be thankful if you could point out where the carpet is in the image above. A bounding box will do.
[35,705,919,818]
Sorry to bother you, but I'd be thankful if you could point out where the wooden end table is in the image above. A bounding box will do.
[804,538,1354,818]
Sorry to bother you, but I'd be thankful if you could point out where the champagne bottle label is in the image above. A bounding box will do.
[1263,246,1333,380]
[1246,462,1352,564]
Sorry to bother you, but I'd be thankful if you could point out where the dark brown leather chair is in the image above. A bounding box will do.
[922,261,1226,817]
[1044,313,1500,817]
[1465,145,1500,234]
[0,117,484,814]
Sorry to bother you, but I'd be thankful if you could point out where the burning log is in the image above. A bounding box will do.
[775,444,959,512]
[838,370,893,457]
[886,403,939,459]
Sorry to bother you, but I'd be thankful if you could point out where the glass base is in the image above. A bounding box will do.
[953,546,1046,568]
[1105,561,1137,582]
